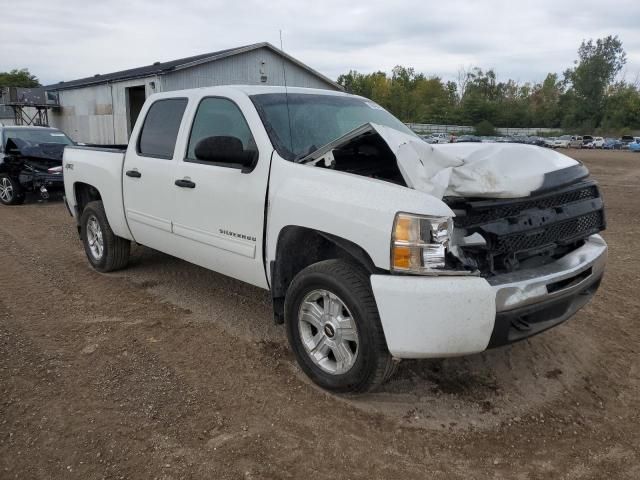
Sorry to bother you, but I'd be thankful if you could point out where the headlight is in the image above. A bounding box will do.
[391,213,453,274]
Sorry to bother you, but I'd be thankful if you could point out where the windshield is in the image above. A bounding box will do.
[250,93,416,160]
[3,128,73,149]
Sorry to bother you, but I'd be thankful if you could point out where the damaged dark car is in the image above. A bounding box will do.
[0,126,74,205]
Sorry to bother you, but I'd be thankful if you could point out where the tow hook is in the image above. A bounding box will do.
[40,186,49,200]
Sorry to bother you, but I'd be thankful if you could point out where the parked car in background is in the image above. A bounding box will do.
[585,137,605,149]
[629,140,640,152]
[552,135,572,148]
[0,126,74,205]
[582,135,594,145]
[621,135,635,148]
[603,138,623,150]
[568,136,583,148]
[526,136,547,147]
[544,137,557,148]
[455,135,482,143]
[429,133,452,144]
[421,135,438,144]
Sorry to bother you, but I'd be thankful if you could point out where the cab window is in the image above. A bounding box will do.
[137,98,188,159]
[186,97,256,162]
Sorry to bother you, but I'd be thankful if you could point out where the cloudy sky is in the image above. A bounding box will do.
[2,0,639,86]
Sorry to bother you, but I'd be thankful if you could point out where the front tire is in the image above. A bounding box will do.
[285,260,396,393]
[0,174,25,205]
[80,201,130,272]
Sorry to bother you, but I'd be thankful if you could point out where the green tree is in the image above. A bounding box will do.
[600,82,640,132]
[563,35,626,128]
[474,120,497,136]
[336,36,638,133]
[0,68,40,87]
[530,73,563,127]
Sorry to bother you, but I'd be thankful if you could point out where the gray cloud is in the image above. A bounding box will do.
[0,0,638,86]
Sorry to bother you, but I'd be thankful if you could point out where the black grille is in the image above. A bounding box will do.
[448,180,605,275]
[454,184,599,228]
[495,211,603,254]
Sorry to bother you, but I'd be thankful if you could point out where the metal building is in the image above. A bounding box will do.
[44,42,341,144]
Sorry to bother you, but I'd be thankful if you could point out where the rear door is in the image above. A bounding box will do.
[170,95,271,288]
[122,97,188,250]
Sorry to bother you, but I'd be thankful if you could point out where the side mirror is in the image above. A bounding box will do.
[194,136,257,173]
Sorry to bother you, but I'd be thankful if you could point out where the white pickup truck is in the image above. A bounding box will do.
[62,86,607,393]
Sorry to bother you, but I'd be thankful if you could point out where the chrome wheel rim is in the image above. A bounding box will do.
[86,215,104,261]
[0,177,14,202]
[298,289,359,375]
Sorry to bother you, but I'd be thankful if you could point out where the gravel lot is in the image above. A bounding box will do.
[1,149,639,479]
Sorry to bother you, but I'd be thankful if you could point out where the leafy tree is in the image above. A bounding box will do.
[562,36,626,128]
[474,120,497,136]
[336,36,639,133]
[600,82,640,132]
[0,68,40,88]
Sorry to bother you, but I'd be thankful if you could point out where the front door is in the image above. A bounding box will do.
[122,97,188,251]
[171,96,269,288]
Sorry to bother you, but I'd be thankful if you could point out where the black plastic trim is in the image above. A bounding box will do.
[488,272,603,348]
[533,163,590,195]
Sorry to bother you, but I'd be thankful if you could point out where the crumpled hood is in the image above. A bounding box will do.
[7,138,66,163]
[373,124,579,199]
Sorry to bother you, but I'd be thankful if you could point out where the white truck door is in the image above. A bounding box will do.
[171,96,270,288]
[122,98,188,249]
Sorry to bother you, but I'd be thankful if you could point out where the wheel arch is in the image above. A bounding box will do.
[73,182,103,232]
[269,226,380,323]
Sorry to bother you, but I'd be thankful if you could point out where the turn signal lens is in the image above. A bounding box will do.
[392,246,411,269]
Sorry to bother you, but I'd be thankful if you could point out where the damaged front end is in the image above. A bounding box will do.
[446,176,606,276]
[3,139,66,199]
[300,122,606,278]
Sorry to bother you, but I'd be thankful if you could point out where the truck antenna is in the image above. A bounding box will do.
[279,30,294,154]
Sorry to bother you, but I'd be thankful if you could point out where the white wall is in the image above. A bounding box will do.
[160,47,338,92]
[48,47,338,144]
[49,77,160,144]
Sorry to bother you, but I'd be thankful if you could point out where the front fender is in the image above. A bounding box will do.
[266,155,453,271]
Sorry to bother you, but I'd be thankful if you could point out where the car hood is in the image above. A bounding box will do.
[373,124,581,199]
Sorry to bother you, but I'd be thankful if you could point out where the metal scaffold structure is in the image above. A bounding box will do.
[0,87,59,126]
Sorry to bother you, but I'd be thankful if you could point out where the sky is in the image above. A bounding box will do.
[1,0,639,87]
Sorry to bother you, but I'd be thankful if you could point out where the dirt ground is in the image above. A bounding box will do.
[1,149,639,479]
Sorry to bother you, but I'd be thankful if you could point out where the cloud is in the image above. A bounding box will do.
[0,0,638,86]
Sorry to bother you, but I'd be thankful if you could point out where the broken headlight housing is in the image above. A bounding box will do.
[391,213,453,274]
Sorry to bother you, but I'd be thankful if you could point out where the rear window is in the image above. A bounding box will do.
[137,98,187,159]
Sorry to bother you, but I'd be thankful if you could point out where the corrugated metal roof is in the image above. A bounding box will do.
[45,42,340,91]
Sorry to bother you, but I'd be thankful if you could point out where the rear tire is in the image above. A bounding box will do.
[284,259,396,393]
[80,201,130,272]
[0,174,25,205]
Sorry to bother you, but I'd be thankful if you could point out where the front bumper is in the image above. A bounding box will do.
[371,234,607,359]
[487,234,606,347]
[18,171,65,190]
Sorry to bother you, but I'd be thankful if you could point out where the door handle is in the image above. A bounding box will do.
[175,179,196,188]
[126,170,142,178]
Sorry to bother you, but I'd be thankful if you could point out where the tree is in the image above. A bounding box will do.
[335,36,638,132]
[0,68,41,88]
[563,36,627,128]
[474,120,497,136]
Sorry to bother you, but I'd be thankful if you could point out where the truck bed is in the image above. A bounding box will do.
[63,145,132,240]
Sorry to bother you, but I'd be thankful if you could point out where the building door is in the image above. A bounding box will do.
[126,85,146,136]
